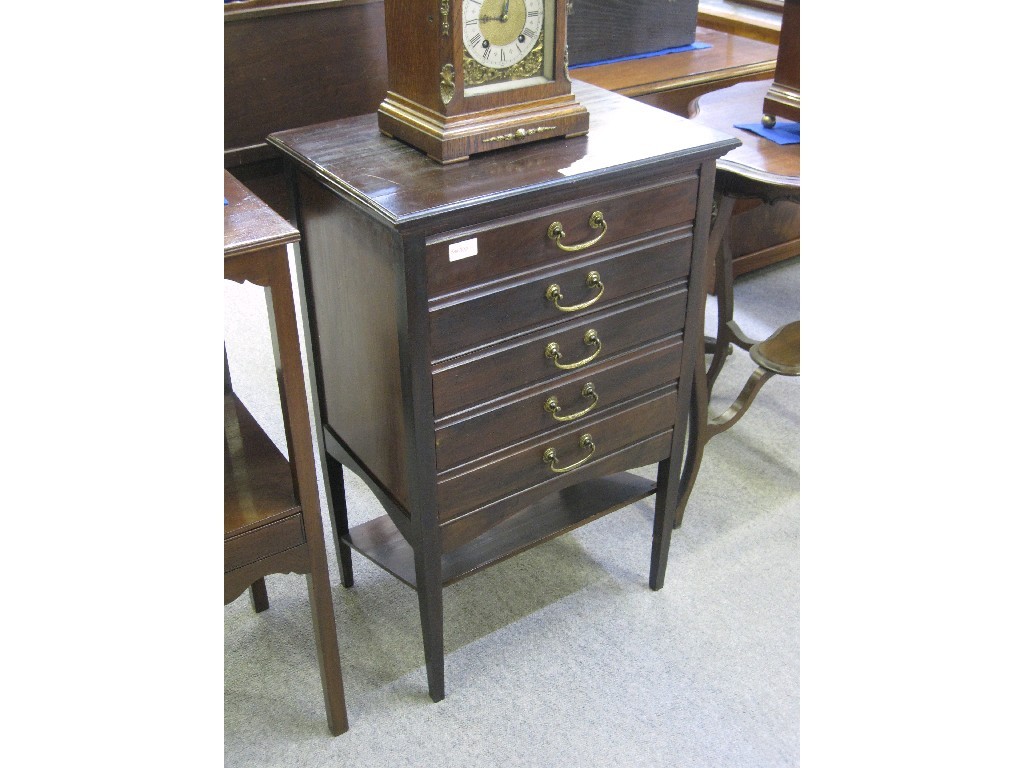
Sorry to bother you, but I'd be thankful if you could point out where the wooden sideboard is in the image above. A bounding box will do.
[268,82,738,701]
[224,1,795,280]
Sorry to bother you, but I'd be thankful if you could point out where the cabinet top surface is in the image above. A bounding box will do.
[267,82,738,227]
[224,169,300,257]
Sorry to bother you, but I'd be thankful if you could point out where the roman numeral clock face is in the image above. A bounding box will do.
[462,0,553,95]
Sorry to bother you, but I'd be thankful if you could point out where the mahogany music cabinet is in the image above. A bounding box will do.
[269,82,738,701]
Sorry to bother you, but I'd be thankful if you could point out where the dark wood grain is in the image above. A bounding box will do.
[294,171,411,509]
[428,228,692,359]
[431,286,687,417]
[436,387,678,520]
[225,12,775,221]
[224,170,299,257]
[438,435,670,552]
[434,338,683,470]
[275,85,737,700]
[346,471,659,586]
[224,0,388,168]
[423,176,697,299]
[268,81,736,229]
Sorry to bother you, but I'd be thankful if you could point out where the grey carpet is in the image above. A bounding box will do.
[223,256,800,767]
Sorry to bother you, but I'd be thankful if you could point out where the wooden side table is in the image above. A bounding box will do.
[223,169,348,736]
[673,80,800,526]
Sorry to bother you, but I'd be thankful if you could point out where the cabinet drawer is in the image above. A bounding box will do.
[425,176,698,298]
[428,229,692,360]
[431,286,687,418]
[436,387,678,522]
[224,513,306,573]
[434,337,683,471]
[438,430,673,553]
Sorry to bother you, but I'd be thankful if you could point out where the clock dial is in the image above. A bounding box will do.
[377,0,588,162]
[462,0,549,91]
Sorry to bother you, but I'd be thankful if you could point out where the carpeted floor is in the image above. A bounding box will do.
[224,255,800,767]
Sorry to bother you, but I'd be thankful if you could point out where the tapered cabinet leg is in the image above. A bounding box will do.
[414,555,445,701]
[325,453,355,588]
[650,457,680,591]
[249,577,270,613]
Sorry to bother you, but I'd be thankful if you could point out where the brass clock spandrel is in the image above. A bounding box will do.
[463,38,545,87]
[440,63,455,104]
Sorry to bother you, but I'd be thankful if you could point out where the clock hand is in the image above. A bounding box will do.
[501,0,510,22]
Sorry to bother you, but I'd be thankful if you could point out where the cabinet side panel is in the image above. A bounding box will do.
[296,173,409,508]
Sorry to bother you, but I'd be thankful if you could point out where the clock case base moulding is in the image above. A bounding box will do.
[378,90,590,164]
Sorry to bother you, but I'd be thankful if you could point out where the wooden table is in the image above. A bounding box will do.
[574,27,795,281]
[571,25,777,110]
[269,81,738,702]
[672,79,800,525]
[224,169,348,735]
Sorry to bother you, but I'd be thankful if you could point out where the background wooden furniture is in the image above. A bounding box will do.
[672,79,799,527]
[224,0,388,217]
[761,0,798,125]
[696,0,783,44]
[224,169,348,736]
[269,82,737,702]
[223,0,794,310]
[224,1,776,189]
[572,26,797,281]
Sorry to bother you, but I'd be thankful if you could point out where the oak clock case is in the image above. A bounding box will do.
[377,0,589,163]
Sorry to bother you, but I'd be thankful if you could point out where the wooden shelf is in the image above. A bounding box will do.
[224,391,299,537]
[343,472,657,588]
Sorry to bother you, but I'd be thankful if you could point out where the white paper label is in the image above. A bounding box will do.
[448,238,478,262]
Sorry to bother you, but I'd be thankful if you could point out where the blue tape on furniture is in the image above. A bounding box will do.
[570,42,712,70]
[734,120,800,145]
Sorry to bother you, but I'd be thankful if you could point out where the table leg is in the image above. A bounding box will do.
[268,250,349,735]
[674,363,709,529]
[325,453,355,588]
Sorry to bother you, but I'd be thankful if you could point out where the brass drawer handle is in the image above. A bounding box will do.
[544,382,598,422]
[547,211,607,252]
[542,433,596,474]
[546,271,604,312]
[545,329,601,370]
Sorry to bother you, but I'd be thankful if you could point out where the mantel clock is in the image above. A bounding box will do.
[378,0,589,163]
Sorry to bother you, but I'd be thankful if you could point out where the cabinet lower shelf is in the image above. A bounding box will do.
[343,471,657,588]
